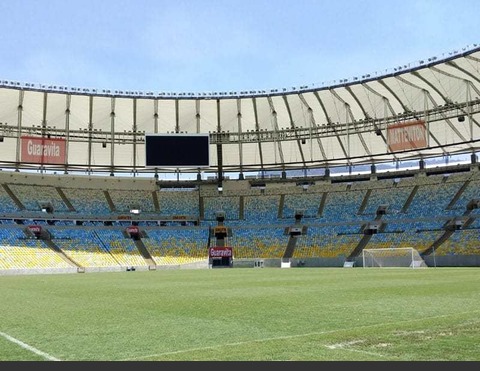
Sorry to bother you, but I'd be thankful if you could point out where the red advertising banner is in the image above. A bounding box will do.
[209,247,233,258]
[387,120,427,152]
[28,225,42,233]
[126,226,139,235]
[21,136,66,164]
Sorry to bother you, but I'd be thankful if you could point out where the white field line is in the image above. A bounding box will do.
[325,339,365,349]
[121,309,479,361]
[122,329,340,360]
[0,331,61,361]
[326,346,387,358]
[122,327,388,360]
[325,340,387,358]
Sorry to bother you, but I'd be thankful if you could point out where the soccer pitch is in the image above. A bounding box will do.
[0,267,479,361]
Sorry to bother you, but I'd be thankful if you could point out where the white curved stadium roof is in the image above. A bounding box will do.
[0,45,480,176]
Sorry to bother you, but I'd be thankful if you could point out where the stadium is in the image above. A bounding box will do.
[1,44,479,361]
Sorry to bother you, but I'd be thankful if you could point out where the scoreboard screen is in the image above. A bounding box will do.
[145,133,210,167]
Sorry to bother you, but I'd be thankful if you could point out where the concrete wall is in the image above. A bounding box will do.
[1,255,478,276]
[233,255,480,268]
[0,171,156,191]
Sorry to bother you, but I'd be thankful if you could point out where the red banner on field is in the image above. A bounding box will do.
[21,136,66,164]
[387,120,427,152]
[209,247,233,258]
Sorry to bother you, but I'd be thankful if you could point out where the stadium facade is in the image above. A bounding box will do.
[0,45,479,178]
[0,45,480,274]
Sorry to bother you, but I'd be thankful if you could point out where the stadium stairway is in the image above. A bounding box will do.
[132,239,157,268]
[103,191,116,212]
[421,230,455,257]
[239,196,245,220]
[318,192,327,217]
[152,191,160,212]
[461,204,477,228]
[199,197,205,219]
[345,232,372,263]
[446,180,470,210]
[358,189,372,214]
[278,194,285,219]
[401,185,419,213]
[43,239,82,269]
[421,216,468,256]
[347,218,387,262]
[282,235,298,260]
[462,215,476,229]
[2,183,25,210]
[56,187,75,211]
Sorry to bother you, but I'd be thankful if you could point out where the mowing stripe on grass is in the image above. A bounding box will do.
[0,331,61,361]
[122,310,479,361]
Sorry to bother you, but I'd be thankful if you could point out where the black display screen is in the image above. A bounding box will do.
[145,134,210,167]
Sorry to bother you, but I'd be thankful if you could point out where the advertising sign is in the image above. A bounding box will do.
[387,120,427,152]
[209,247,233,258]
[21,136,66,164]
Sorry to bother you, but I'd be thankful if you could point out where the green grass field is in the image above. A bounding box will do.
[0,267,479,361]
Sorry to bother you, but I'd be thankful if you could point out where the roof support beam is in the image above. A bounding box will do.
[282,95,306,168]
[330,89,372,160]
[299,93,328,166]
[345,85,391,155]
[132,98,138,173]
[216,99,223,186]
[109,98,115,174]
[15,90,24,169]
[236,99,244,177]
[313,90,349,160]
[412,71,469,145]
[378,79,410,113]
[267,97,285,171]
[252,97,264,176]
[429,66,480,133]
[64,94,71,172]
[87,95,93,172]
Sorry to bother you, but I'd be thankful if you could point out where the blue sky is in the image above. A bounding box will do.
[1,0,479,93]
